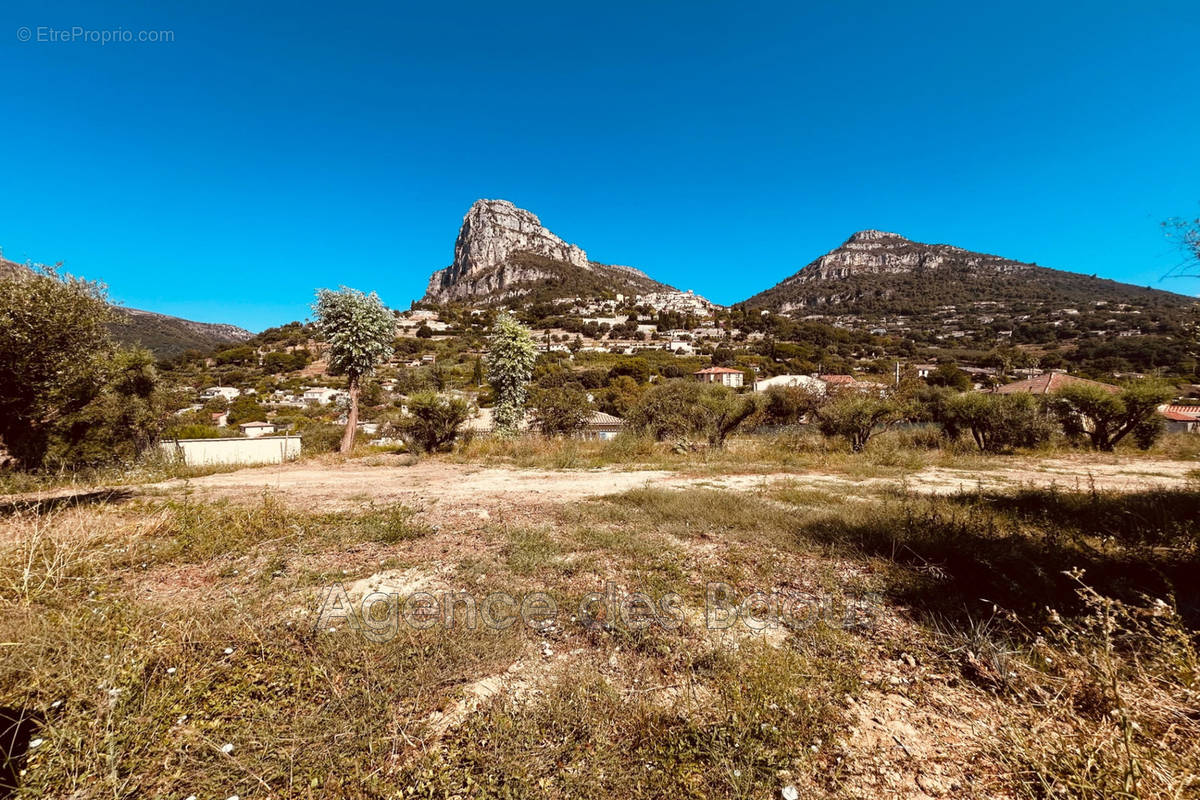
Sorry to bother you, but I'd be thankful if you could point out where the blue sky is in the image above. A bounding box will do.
[2,0,1198,331]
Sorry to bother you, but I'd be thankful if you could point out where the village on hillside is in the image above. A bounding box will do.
[140,286,1200,467]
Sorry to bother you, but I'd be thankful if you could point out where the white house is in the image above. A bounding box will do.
[753,374,826,394]
[302,387,345,405]
[238,421,277,438]
[693,366,745,388]
[200,386,241,401]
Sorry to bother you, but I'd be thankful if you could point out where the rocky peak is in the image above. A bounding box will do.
[425,199,589,302]
[456,199,588,273]
[788,230,1030,283]
[845,229,906,245]
[422,199,677,305]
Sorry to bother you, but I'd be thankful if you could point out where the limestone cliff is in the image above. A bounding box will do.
[423,199,671,304]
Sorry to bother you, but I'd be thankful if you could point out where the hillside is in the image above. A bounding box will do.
[112,308,254,358]
[423,199,676,305]
[1,257,253,358]
[741,230,1197,318]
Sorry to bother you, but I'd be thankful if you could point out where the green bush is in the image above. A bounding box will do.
[945,392,1054,453]
[757,385,820,426]
[1,267,168,469]
[168,424,238,440]
[529,384,592,437]
[627,380,755,447]
[403,392,469,453]
[300,423,346,454]
[814,390,905,453]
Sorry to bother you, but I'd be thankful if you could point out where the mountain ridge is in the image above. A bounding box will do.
[738,229,1195,314]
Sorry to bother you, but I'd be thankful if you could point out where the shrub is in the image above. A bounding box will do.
[0,266,168,469]
[1132,414,1165,451]
[814,389,905,452]
[167,424,238,440]
[626,380,755,447]
[300,423,345,454]
[945,392,1054,453]
[402,392,469,453]
[758,385,821,426]
[529,384,592,437]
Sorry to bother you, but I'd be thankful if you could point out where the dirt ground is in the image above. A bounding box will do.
[145,453,1199,512]
[7,453,1196,797]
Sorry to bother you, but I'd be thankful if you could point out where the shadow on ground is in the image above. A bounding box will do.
[0,706,43,799]
[796,486,1200,632]
[0,488,134,517]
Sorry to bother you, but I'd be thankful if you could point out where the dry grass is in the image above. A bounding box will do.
[1,464,1198,797]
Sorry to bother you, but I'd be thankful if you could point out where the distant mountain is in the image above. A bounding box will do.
[740,230,1196,316]
[423,199,677,305]
[0,257,253,358]
[113,308,253,359]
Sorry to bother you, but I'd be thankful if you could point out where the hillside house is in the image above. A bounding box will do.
[693,366,744,388]
[302,387,346,405]
[239,421,277,438]
[912,364,938,379]
[753,374,826,394]
[579,411,624,441]
[1161,405,1200,434]
[200,386,241,401]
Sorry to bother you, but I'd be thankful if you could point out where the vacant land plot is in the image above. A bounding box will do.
[2,452,1197,798]
[142,451,1200,508]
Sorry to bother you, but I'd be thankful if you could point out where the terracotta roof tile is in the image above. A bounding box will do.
[995,373,1120,395]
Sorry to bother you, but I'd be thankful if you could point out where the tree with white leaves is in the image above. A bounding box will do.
[312,287,395,453]
[487,313,538,435]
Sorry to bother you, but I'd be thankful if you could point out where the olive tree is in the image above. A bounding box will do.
[312,287,395,453]
[945,392,1054,453]
[627,380,755,447]
[487,313,538,435]
[1050,381,1173,452]
[0,266,167,469]
[814,389,906,453]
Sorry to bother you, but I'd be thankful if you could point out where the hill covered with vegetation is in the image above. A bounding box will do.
[740,230,1197,321]
[1,257,253,358]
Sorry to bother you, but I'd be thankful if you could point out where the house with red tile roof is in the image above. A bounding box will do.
[1161,405,1200,433]
[818,374,858,386]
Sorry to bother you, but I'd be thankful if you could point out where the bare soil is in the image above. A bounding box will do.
[146,453,1198,511]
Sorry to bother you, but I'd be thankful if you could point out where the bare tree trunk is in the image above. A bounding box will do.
[340,378,359,454]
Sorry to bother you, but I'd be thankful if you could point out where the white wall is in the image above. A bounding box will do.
[160,436,301,466]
